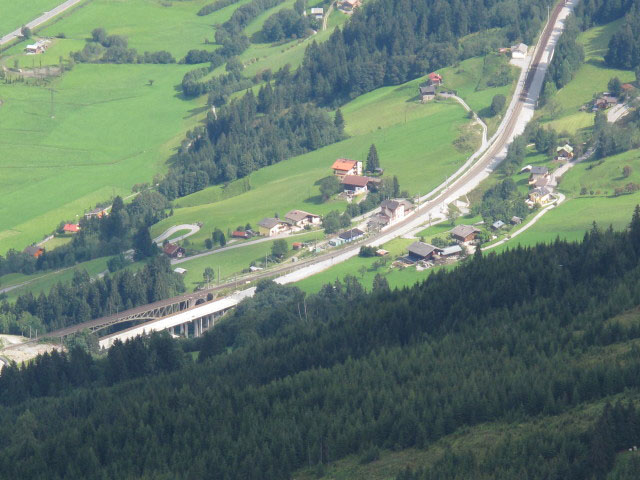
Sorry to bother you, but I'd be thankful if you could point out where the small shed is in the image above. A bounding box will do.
[173,267,187,275]
[511,216,522,225]
[492,220,505,230]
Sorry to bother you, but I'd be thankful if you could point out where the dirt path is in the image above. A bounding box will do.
[154,224,201,245]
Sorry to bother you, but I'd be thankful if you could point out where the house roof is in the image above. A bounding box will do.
[232,230,248,237]
[408,241,436,258]
[603,95,618,103]
[63,223,80,232]
[440,245,463,256]
[532,187,552,196]
[511,43,528,54]
[173,267,187,274]
[332,158,358,171]
[310,7,323,13]
[380,199,402,211]
[258,217,285,229]
[23,245,43,256]
[530,166,549,175]
[338,228,364,240]
[428,72,442,81]
[368,214,391,226]
[534,176,550,187]
[557,144,573,153]
[341,175,370,187]
[492,220,505,229]
[163,243,183,255]
[419,85,436,95]
[622,83,635,91]
[285,209,318,222]
[450,224,479,238]
[511,216,522,223]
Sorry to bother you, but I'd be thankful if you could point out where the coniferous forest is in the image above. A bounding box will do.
[3,210,640,478]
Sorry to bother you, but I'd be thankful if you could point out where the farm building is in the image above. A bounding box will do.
[284,210,321,228]
[450,225,480,243]
[437,245,463,257]
[419,85,436,102]
[408,241,436,261]
[258,218,291,237]
[528,166,549,185]
[510,43,528,59]
[163,243,185,259]
[341,175,371,195]
[427,72,443,86]
[332,158,362,176]
[232,231,250,239]
[63,223,80,233]
[338,228,365,243]
[84,206,109,219]
[23,245,44,258]
[556,144,574,159]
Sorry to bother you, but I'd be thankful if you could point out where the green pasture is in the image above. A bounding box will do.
[0,0,64,38]
[153,99,472,249]
[0,63,206,253]
[36,0,244,58]
[175,231,319,289]
[541,19,635,134]
[2,37,86,69]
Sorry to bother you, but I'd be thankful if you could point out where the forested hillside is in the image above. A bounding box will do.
[4,210,640,478]
[161,0,555,198]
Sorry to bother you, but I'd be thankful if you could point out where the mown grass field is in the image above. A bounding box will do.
[541,19,635,134]
[0,0,64,37]
[0,63,206,253]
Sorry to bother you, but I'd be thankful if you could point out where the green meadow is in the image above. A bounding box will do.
[0,0,64,38]
[0,62,205,252]
[542,19,635,134]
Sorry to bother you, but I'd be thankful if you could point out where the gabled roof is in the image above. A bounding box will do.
[338,228,364,240]
[63,223,80,232]
[428,72,442,81]
[408,241,436,258]
[450,225,479,238]
[341,175,370,187]
[419,85,436,95]
[511,43,528,54]
[440,245,463,256]
[163,243,183,255]
[531,187,552,196]
[380,199,401,211]
[557,144,573,153]
[23,245,43,256]
[258,217,285,229]
[332,158,358,171]
[310,7,323,13]
[285,209,319,222]
[530,166,549,175]
[534,176,550,187]
[492,220,505,229]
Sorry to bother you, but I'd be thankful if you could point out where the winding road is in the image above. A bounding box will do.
[0,0,84,46]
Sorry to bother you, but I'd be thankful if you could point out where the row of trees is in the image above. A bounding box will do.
[4,210,640,477]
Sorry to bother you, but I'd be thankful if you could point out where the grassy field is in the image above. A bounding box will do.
[0,0,64,37]
[0,63,206,253]
[541,19,635,134]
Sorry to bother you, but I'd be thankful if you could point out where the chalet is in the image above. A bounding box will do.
[84,206,109,219]
[380,199,412,222]
[23,245,44,258]
[332,158,363,176]
[232,230,250,239]
[310,7,324,18]
[528,186,553,206]
[528,166,549,185]
[63,223,80,233]
[556,144,574,159]
[258,218,290,237]
[510,43,528,59]
[284,209,321,228]
[408,241,436,261]
[419,85,436,102]
[437,245,463,257]
[163,243,185,259]
[338,228,365,243]
[427,72,443,86]
[450,224,480,243]
[492,220,505,230]
[594,95,618,110]
[341,175,371,195]
[511,216,522,225]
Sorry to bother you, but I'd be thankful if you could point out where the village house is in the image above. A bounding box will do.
[437,245,463,257]
[284,209,321,228]
[258,218,291,236]
[341,175,372,195]
[407,241,437,261]
[510,43,528,59]
[310,7,324,19]
[528,186,553,206]
[332,158,363,176]
[338,228,365,243]
[427,72,443,86]
[163,243,186,259]
[492,220,506,230]
[528,166,549,185]
[368,199,412,230]
[593,95,618,110]
[24,39,51,55]
[340,0,361,11]
[23,245,44,258]
[84,206,109,219]
[556,144,574,160]
[419,85,436,102]
[63,223,80,233]
[450,224,480,243]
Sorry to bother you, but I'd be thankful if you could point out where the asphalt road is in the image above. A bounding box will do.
[0,0,84,46]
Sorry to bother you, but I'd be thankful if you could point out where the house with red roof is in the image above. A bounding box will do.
[332,158,362,176]
[63,223,80,233]
[427,72,443,86]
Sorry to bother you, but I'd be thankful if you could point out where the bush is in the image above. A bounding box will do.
[359,246,377,257]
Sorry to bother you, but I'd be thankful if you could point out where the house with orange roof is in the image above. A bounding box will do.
[332,158,362,176]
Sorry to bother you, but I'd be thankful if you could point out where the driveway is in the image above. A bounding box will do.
[154,224,201,245]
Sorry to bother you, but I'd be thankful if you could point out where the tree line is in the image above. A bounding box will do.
[3,209,640,477]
